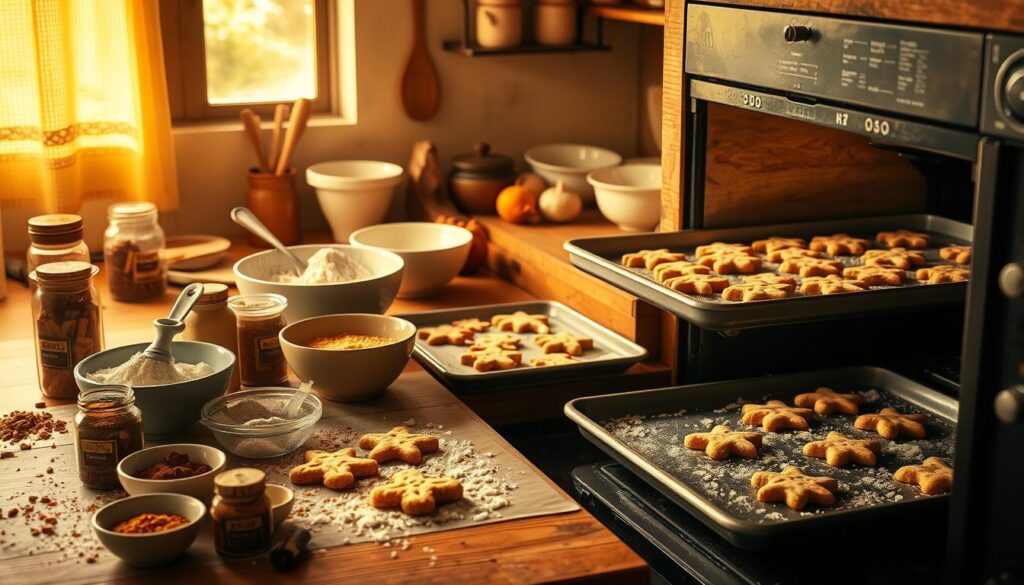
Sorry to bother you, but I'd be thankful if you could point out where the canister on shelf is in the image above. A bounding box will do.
[476,0,523,49]
[228,294,288,387]
[73,385,144,490]
[535,0,577,46]
[183,283,240,392]
[212,468,274,556]
[104,202,167,302]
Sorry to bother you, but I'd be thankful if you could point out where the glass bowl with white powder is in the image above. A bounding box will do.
[200,388,322,458]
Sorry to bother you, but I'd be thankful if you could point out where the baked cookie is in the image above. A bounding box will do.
[862,248,926,270]
[694,242,753,257]
[534,332,594,356]
[652,261,712,282]
[696,252,762,274]
[893,457,953,495]
[664,274,730,295]
[418,325,474,346]
[358,427,440,465]
[742,273,798,286]
[369,469,463,516]
[741,400,814,432]
[854,407,927,439]
[751,467,838,511]
[460,346,522,372]
[799,275,866,295]
[916,265,970,284]
[491,311,551,334]
[751,237,806,254]
[877,229,930,249]
[793,387,864,415]
[467,333,522,351]
[622,249,687,270]
[809,234,870,256]
[842,265,905,286]
[289,448,379,490]
[802,432,881,467]
[451,318,491,332]
[530,353,576,367]
[779,257,844,277]
[721,282,794,302]
[940,245,972,265]
[683,424,763,461]
[765,248,823,263]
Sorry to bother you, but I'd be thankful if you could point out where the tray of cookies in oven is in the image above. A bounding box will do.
[564,366,957,550]
[395,301,647,392]
[564,214,972,330]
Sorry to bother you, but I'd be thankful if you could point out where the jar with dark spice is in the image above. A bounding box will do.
[26,214,91,281]
[73,385,144,489]
[211,468,273,556]
[228,294,288,387]
[103,202,167,302]
[30,261,105,399]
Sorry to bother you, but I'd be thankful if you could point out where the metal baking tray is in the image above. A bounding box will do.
[396,301,647,393]
[565,366,957,549]
[565,214,972,330]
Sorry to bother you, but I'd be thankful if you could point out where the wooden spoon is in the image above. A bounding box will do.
[275,98,311,176]
[240,108,270,172]
[399,0,440,121]
[268,103,290,171]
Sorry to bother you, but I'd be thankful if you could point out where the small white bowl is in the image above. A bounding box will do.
[91,493,205,567]
[266,484,295,529]
[525,143,622,204]
[307,161,404,243]
[117,444,227,503]
[349,222,473,298]
[587,163,662,232]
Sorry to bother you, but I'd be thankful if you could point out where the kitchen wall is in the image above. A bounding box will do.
[2,0,642,252]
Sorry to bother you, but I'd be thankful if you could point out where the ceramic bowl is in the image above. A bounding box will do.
[524,143,622,203]
[266,484,295,529]
[200,387,323,458]
[91,493,205,567]
[279,314,416,402]
[74,341,235,439]
[587,163,662,232]
[117,444,227,502]
[306,161,404,243]
[233,244,404,322]
[349,222,473,298]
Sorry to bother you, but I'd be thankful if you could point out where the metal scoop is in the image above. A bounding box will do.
[141,283,205,363]
[230,206,307,276]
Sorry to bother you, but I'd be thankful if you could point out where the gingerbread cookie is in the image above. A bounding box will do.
[799,275,866,296]
[893,457,953,495]
[358,427,440,465]
[467,333,522,351]
[854,407,927,439]
[663,274,730,295]
[779,257,844,277]
[369,469,463,516]
[751,467,838,511]
[622,249,687,270]
[751,236,806,254]
[460,346,522,372]
[683,424,763,460]
[418,325,474,346]
[696,252,762,274]
[809,234,870,256]
[741,400,814,432]
[491,311,551,334]
[842,265,905,286]
[765,248,823,263]
[741,273,798,286]
[652,261,712,282]
[793,387,864,415]
[451,318,490,332]
[530,353,576,367]
[803,432,881,467]
[862,248,926,270]
[877,229,930,249]
[534,332,593,356]
[289,448,379,490]
[916,265,970,284]
[694,242,753,257]
[721,282,794,302]
[940,245,972,265]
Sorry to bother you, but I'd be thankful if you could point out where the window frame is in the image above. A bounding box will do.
[160,0,336,122]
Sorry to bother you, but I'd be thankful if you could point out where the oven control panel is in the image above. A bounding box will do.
[982,34,1024,141]
[685,4,985,128]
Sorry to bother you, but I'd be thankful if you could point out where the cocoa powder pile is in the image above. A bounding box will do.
[0,411,68,454]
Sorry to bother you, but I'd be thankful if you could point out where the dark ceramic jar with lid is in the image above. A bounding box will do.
[449,142,516,215]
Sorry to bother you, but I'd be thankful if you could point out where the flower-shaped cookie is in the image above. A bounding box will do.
[802,431,881,467]
[877,229,930,249]
[862,248,927,270]
[751,236,806,254]
[854,407,927,439]
[741,400,814,432]
[369,469,463,516]
[940,245,972,265]
[491,311,551,334]
[842,265,905,286]
[798,275,866,295]
[622,249,687,270]
[779,257,844,277]
[696,252,762,274]
[793,386,864,415]
[358,426,440,464]
[809,234,870,256]
[893,457,953,495]
[916,265,970,284]
[451,318,491,332]
[694,242,753,257]
[683,424,762,460]
[534,332,593,356]
[460,346,522,372]
[765,248,823,263]
[467,333,522,351]
[664,274,730,295]
[721,282,794,302]
[418,324,474,346]
[751,467,838,510]
[653,261,712,282]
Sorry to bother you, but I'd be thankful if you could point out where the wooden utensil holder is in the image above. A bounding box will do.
[246,167,299,247]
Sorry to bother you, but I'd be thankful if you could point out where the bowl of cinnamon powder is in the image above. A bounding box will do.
[91,493,205,567]
[117,443,226,502]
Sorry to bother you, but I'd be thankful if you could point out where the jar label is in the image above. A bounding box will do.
[132,251,162,283]
[222,515,270,554]
[38,336,72,369]
[254,335,283,369]
[79,438,118,472]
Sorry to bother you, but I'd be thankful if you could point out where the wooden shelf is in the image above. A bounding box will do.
[587,5,665,26]
[441,40,610,57]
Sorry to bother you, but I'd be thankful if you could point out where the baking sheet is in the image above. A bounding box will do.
[0,372,578,584]
[565,214,972,329]
[565,366,957,549]
[397,301,647,392]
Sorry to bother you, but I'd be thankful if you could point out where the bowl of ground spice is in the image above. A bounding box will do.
[91,493,205,567]
[117,444,226,501]
[280,314,416,401]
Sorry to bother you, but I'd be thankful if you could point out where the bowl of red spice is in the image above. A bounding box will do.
[117,444,226,502]
[91,493,205,567]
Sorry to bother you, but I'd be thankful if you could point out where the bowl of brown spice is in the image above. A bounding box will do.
[91,493,205,567]
[117,443,226,502]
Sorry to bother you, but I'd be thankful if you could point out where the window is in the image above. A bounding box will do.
[161,0,335,121]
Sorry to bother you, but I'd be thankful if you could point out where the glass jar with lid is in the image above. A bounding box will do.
[183,283,240,392]
[30,261,105,399]
[228,294,288,387]
[73,385,144,489]
[26,214,91,278]
[103,201,167,302]
[211,468,273,556]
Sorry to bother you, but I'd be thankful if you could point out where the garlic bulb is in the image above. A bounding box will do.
[539,180,582,223]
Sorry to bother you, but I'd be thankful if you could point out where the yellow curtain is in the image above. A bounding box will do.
[0,0,178,213]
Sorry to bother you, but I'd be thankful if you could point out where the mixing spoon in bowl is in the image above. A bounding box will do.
[231,206,307,276]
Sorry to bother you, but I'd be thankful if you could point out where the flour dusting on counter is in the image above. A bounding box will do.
[273,248,371,284]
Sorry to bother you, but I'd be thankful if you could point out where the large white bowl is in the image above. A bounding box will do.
[91,493,205,567]
[349,222,473,298]
[307,161,404,243]
[524,143,622,204]
[117,444,227,503]
[233,244,404,322]
[587,163,662,232]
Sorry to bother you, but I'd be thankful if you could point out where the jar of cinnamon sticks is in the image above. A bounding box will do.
[103,202,167,302]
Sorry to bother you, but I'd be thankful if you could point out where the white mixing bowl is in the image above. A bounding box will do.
[587,163,662,232]
[307,161,404,242]
[524,143,622,204]
[349,222,473,298]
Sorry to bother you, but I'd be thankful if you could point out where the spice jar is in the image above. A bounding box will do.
[448,142,517,215]
[26,214,91,281]
[30,261,105,399]
[104,201,167,302]
[228,294,288,387]
[476,0,522,48]
[535,0,577,46]
[73,385,144,490]
[212,468,273,556]
[183,283,240,393]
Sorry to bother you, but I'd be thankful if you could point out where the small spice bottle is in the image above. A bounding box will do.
[73,385,144,489]
[26,214,91,279]
[30,261,105,399]
[103,201,167,302]
[183,283,240,392]
[228,294,288,387]
[211,468,274,556]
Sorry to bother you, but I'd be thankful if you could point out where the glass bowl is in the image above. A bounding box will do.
[200,387,322,458]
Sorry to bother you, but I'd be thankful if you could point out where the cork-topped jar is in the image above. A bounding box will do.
[26,214,91,278]
[211,468,273,556]
[104,202,167,302]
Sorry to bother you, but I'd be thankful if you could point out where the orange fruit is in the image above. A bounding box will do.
[495,185,539,224]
